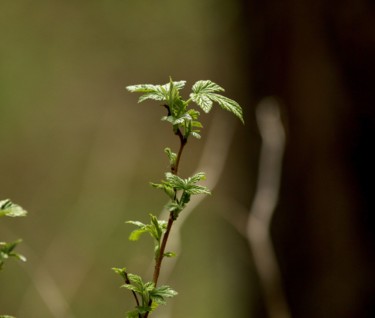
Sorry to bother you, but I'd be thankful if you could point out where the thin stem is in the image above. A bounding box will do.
[152,213,174,285]
[124,272,141,318]
[172,129,187,175]
[152,126,186,285]
[144,115,187,318]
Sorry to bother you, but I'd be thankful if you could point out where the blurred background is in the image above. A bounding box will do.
[0,1,374,317]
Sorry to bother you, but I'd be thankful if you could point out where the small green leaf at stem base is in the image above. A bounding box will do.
[164,252,176,258]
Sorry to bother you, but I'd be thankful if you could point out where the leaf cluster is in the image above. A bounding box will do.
[113,268,177,318]
[0,199,27,218]
[127,78,244,141]
[0,199,27,270]
[151,171,210,219]
[115,78,243,317]
[127,214,173,259]
[0,240,26,271]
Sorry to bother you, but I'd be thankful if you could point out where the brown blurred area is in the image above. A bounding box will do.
[246,0,375,317]
[0,0,374,317]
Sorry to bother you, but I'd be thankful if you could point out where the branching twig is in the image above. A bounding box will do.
[145,109,188,318]
[150,111,238,318]
[126,79,244,318]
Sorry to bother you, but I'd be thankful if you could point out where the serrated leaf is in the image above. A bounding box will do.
[154,172,210,196]
[164,173,185,189]
[150,285,178,305]
[191,93,213,113]
[127,273,142,283]
[144,281,155,292]
[126,83,160,93]
[191,80,225,94]
[190,80,224,113]
[0,199,27,218]
[185,185,211,195]
[162,80,186,92]
[188,171,206,183]
[138,92,166,102]
[208,93,244,123]
[122,283,140,293]
[126,80,186,104]
[189,80,244,123]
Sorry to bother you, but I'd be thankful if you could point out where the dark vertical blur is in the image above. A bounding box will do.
[245,0,375,317]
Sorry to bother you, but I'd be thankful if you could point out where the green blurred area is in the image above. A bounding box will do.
[0,1,254,317]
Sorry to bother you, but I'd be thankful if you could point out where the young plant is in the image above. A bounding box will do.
[0,199,27,270]
[113,78,244,317]
[0,199,27,318]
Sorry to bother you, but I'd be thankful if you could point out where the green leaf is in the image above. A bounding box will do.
[122,283,140,294]
[112,267,127,280]
[190,131,201,139]
[190,80,244,123]
[0,240,26,270]
[185,185,210,195]
[165,201,184,214]
[151,182,176,199]
[122,273,146,295]
[150,285,178,305]
[164,173,185,189]
[0,199,27,218]
[126,310,140,318]
[164,251,176,258]
[165,172,211,195]
[150,215,166,242]
[126,221,148,241]
[190,80,224,113]
[188,171,207,183]
[127,215,167,242]
[126,80,186,104]
[126,84,165,103]
[208,93,244,124]
[0,315,16,318]
[192,80,225,94]
[164,147,177,167]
